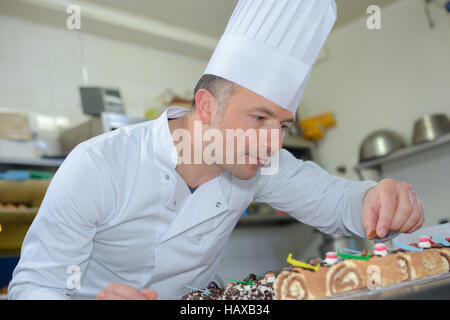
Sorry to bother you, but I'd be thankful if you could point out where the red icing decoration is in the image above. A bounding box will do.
[326,252,337,259]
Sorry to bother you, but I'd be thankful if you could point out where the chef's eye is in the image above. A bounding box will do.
[253,115,265,121]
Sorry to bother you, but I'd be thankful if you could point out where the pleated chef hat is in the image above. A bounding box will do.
[204,0,337,114]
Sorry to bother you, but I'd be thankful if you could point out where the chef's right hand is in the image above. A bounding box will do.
[96,282,158,300]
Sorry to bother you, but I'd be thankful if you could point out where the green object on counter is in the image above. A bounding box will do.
[337,248,371,261]
[226,278,253,285]
[30,170,54,179]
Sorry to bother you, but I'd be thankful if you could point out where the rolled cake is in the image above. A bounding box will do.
[437,248,450,271]
[274,267,330,300]
[274,246,450,300]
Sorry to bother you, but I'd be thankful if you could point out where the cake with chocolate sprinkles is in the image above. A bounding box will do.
[181,272,276,300]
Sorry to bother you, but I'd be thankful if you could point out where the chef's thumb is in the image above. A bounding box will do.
[140,289,158,300]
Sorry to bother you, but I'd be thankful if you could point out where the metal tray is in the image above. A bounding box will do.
[324,272,450,300]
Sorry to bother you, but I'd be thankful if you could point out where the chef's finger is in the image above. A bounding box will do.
[376,179,397,238]
[390,183,413,231]
[96,289,127,300]
[399,191,421,233]
[405,193,425,233]
[363,200,379,239]
[361,187,378,239]
[140,289,158,300]
[103,282,147,300]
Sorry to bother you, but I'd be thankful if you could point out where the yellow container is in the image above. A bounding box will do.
[300,120,325,141]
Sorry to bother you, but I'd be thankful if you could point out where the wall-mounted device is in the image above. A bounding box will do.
[59,87,146,155]
[79,87,125,115]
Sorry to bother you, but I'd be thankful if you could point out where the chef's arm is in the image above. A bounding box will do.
[253,149,377,238]
[8,146,107,300]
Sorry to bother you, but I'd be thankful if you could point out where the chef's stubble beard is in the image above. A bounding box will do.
[172,108,279,177]
[209,110,267,180]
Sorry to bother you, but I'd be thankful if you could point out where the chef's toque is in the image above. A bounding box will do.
[204,0,337,114]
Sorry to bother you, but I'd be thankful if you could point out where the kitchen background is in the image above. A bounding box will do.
[0,0,449,293]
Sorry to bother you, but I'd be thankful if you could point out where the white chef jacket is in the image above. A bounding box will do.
[8,106,377,300]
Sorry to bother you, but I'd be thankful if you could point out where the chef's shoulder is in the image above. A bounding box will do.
[71,120,156,166]
[253,148,322,193]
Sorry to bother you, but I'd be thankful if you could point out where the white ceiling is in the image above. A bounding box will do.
[85,0,400,37]
[1,0,400,59]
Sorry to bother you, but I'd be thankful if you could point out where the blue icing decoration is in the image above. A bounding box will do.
[394,240,423,252]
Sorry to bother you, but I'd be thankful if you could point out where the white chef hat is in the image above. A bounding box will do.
[204,0,337,114]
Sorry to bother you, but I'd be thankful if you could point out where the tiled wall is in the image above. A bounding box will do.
[0,14,208,135]
[300,0,450,180]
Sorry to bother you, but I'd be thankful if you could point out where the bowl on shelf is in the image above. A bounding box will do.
[359,129,406,163]
[412,113,450,145]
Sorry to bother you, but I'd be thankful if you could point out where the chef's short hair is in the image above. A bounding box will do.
[191,74,236,110]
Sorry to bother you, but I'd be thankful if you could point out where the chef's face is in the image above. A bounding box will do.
[209,85,295,180]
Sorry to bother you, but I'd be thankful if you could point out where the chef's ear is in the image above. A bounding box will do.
[194,88,215,125]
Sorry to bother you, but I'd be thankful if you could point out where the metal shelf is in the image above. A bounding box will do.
[354,132,450,180]
[0,156,64,168]
[0,209,38,224]
[355,132,450,170]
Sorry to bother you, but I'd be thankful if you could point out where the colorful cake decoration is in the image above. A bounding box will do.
[337,248,371,260]
[286,253,320,271]
[226,278,253,285]
[343,248,361,255]
[324,251,338,266]
[418,236,432,248]
[184,284,210,295]
[394,239,423,252]
[433,235,450,246]
[263,272,276,283]
[182,234,449,301]
[374,243,389,256]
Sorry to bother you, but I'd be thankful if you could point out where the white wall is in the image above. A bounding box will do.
[300,0,450,181]
[0,14,207,134]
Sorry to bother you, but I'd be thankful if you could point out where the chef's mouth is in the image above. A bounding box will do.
[245,153,266,166]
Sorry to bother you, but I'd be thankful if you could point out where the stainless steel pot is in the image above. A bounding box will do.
[359,129,406,163]
[412,113,450,144]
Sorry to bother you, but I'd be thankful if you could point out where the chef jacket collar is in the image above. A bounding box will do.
[151,107,230,241]
[152,106,190,170]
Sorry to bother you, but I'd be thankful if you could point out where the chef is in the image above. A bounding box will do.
[9,0,424,300]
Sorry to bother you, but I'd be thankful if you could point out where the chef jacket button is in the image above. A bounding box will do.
[173,200,177,206]
[216,202,221,208]
[195,235,203,243]
[165,175,170,180]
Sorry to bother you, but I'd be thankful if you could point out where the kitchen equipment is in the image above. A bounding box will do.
[359,130,406,163]
[59,112,146,154]
[79,87,125,116]
[412,113,450,145]
[282,133,317,161]
[318,234,367,257]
